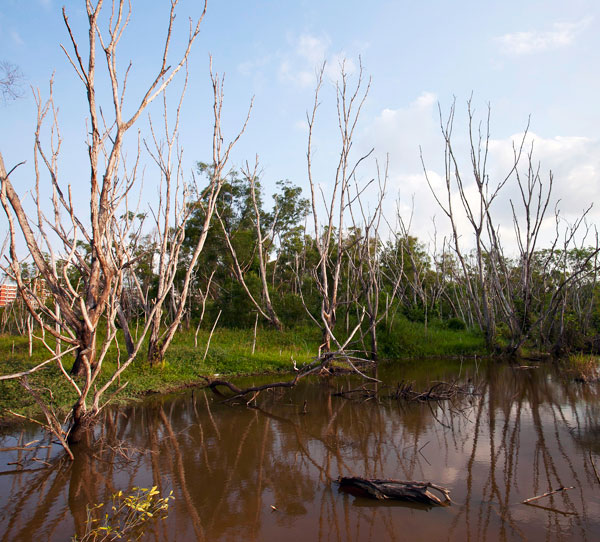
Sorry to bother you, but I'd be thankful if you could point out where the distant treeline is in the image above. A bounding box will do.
[4,163,598,361]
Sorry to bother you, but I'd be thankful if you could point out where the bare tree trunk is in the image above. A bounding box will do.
[148,66,253,364]
[0,0,208,450]
[303,60,373,351]
[117,303,135,357]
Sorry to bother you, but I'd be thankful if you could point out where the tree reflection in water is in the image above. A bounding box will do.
[2,361,600,541]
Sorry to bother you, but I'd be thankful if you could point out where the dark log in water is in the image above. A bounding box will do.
[338,477,452,506]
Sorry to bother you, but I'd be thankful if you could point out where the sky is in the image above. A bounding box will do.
[1,0,600,255]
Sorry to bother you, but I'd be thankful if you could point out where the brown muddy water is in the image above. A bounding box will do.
[2,359,600,541]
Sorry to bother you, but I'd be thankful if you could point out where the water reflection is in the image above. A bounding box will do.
[2,361,600,541]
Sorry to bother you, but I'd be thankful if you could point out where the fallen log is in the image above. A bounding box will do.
[201,351,378,403]
[338,477,451,506]
[332,385,378,400]
[392,380,479,402]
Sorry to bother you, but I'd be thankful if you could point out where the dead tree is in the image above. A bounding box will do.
[535,213,599,353]
[304,60,373,351]
[423,99,527,350]
[424,99,600,353]
[203,350,378,404]
[484,145,554,353]
[0,60,24,102]
[348,157,395,360]
[144,62,253,363]
[0,0,207,448]
[390,200,433,328]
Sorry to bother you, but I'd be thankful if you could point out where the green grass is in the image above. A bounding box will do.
[378,317,485,359]
[559,353,600,381]
[0,325,321,420]
[0,320,486,422]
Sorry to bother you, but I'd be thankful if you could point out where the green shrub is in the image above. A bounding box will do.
[446,318,466,331]
[73,486,174,541]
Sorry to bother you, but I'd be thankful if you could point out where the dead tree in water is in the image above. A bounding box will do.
[0,0,240,450]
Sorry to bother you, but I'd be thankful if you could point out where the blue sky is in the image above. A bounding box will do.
[1,0,599,251]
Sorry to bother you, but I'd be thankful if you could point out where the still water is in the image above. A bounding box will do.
[2,359,600,541]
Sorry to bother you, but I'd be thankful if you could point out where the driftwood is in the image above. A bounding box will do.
[338,477,452,506]
[332,385,378,401]
[331,379,480,405]
[392,380,479,402]
[522,486,574,504]
[201,351,377,403]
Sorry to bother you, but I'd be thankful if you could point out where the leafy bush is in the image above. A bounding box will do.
[73,486,174,541]
[446,318,466,331]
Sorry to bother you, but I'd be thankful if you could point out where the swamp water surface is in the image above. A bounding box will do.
[2,359,600,541]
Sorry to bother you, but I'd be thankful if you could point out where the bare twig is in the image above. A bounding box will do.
[522,486,575,504]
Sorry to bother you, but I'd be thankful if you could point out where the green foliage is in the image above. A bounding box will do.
[273,292,307,326]
[0,326,322,419]
[378,317,484,358]
[73,486,174,542]
[216,276,260,328]
[446,318,466,331]
[0,334,78,416]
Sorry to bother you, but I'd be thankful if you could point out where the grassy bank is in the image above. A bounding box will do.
[0,320,486,421]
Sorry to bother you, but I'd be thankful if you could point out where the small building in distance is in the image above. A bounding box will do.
[0,280,17,307]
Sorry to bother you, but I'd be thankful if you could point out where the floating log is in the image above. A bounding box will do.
[338,477,451,506]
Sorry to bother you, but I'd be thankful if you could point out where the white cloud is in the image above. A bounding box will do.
[425,132,600,251]
[278,33,330,88]
[359,94,600,252]
[293,119,309,133]
[496,17,592,55]
[10,30,23,46]
[361,91,439,174]
[413,91,437,109]
[237,55,271,77]
[296,33,330,66]
[240,33,360,91]
[488,132,600,219]
[278,33,358,89]
[355,92,446,245]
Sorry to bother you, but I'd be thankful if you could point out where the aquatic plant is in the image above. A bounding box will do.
[73,486,174,542]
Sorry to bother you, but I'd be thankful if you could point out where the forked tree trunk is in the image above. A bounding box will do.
[67,401,90,445]
[71,326,96,377]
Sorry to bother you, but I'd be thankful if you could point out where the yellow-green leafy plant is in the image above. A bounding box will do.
[72,486,174,541]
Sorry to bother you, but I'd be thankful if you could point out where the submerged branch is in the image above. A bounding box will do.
[392,380,480,402]
[201,351,376,403]
[522,486,575,504]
